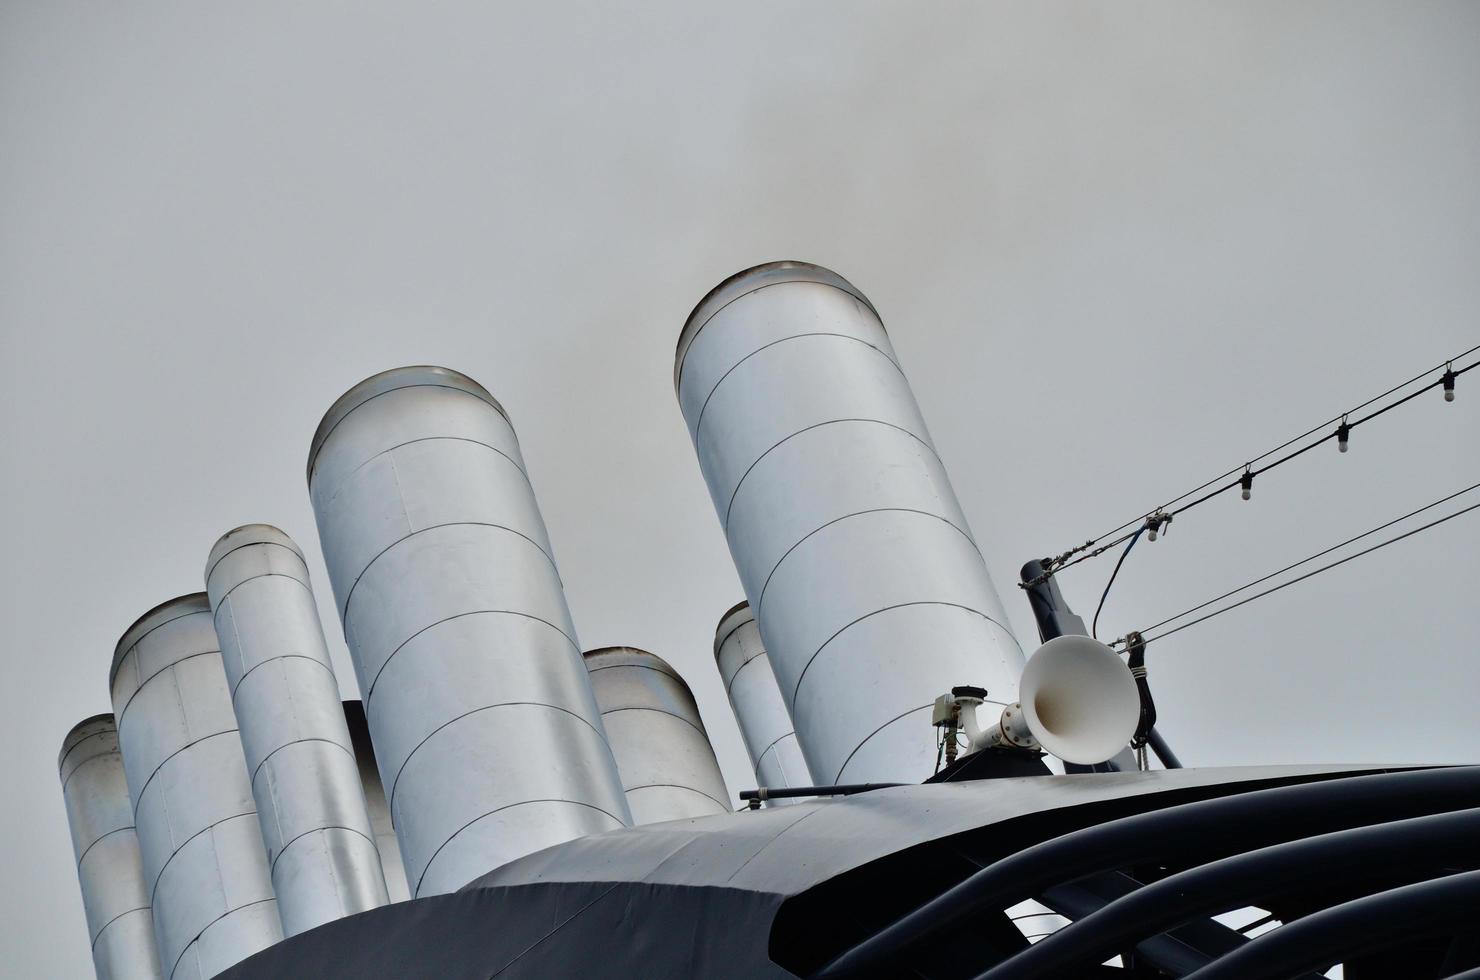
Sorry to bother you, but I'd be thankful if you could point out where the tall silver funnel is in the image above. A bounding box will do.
[307,366,631,896]
[205,525,389,936]
[110,595,282,979]
[676,263,1026,784]
[583,647,730,823]
[59,714,164,980]
[713,602,812,799]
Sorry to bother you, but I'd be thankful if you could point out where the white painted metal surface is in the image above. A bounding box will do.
[713,602,812,800]
[307,366,631,897]
[58,715,165,980]
[584,647,730,823]
[205,525,389,936]
[109,595,282,980]
[676,263,1026,784]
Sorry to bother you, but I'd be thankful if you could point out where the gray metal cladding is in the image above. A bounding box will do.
[342,700,411,902]
[583,647,730,823]
[109,595,282,980]
[676,263,1026,785]
[713,603,812,800]
[307,366,631,897]
[59,715,165,980]
[205,525,390,937]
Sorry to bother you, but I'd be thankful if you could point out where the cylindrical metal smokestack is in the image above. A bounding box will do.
[110,595,282,980]
[307,366,631,896]
[583,647,730,823]
[341,701,410,903]
[59,715,164,980]
[205,525,389,936]
[676,263,1026,784]
[713,602,813,799]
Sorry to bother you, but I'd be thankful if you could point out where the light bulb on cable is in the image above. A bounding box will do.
[1444,368,1456,402]
[1337,420,1350,454]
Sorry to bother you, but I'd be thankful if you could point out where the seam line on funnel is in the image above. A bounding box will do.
[74,824,134,870]
[721,418,940,529]
[129,729,241,820]
[690,332,902,440]
[387,703,610,816]
[88,905,150,951]
[598,705,707,739]
[60,748,119,796]
[205,540,307,592]
[830,703,933,784]
[323,436,531,508]
[753,732,793,769]
[714,615,756,666]
[168,897,277,980]
[340,521,560,623]
[232,652,337,702]
[58,729,115,780]
[269,825,379,877]
[624,783,730,810]
[788,601,1013,713]
[755,507,981,618]
[365,609,580,705]
[211,570,313,620]
[586,661,682,683]
[415,799,627,898]
[676,274,880,394]
[111,605,211,688]
[310,384,512,484]
[148,810,258,910]
[250,735,357,788]
[722,648,769,697]
[114,648,220,726]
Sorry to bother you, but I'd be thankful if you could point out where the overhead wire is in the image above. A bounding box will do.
[1126,480,1480,639]
[1023,344,1480,588]
[1111,497,1480,648]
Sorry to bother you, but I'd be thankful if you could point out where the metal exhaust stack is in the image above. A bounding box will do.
[713,602,813,800]
[59,714,164,980]
[341,700,410,902]
[583,647,730,823]
[307,366,631,896]
[205,525,390,935]
[110,595,282,980]
[676,263,1026,784]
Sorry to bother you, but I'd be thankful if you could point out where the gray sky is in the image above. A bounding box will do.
[3,2,1477,974]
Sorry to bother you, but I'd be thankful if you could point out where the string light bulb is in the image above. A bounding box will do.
[1240,469,1254,501]
[1337,419,1351,453]
[1444,366,1456,402]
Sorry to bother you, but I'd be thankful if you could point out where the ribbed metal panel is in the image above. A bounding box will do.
[206,525,389,936]
[713,602,812,800]
[109,595,282,979]
[59,715,165,980]
[676,263,1026,784]
[584,647,730,823]
[307,366,630,896]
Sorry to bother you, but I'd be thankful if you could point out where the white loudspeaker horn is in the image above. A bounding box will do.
[962,635,1141,765]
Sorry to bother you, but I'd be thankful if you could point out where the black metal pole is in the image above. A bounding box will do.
[974,807,1480,979]
[811,766,1480,978]
[1183,870,1480,980]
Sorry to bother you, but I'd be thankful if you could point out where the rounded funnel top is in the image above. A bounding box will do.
[58,713,117,772]
[307,366,508,484]
[675,261,880,392]
[109,593,212,687]
[583,646,683,682]
[205,523,305,583]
